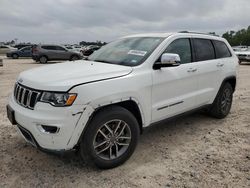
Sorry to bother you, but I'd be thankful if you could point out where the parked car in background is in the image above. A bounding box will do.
[82,45,101,56]
[32,44,83,63]
[0,45,17,54]
[14,44,34,50]
[6,46,32,59]
[7,32,238,169]
[232,45,249,52]
[235,50,250,64]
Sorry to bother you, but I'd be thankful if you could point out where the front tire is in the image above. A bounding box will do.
[209,82,233,119]
[80,106,140,169]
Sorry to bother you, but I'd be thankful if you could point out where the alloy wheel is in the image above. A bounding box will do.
[93,119,131,160]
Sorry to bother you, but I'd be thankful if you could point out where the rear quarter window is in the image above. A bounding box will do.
[41,46,56,50]
[213,40,232,58]
[193,38,215,61]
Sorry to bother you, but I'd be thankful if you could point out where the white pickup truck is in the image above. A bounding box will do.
[7,32,238,168]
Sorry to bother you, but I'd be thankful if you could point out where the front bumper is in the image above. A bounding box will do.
[237,55,250,61]
[8,94,93,151]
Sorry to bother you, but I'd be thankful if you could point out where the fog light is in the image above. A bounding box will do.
[37,124,60,134]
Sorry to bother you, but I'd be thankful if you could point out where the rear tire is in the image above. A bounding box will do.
[39,56,48,64]
[209,82,233,119]
[80,106,139,169]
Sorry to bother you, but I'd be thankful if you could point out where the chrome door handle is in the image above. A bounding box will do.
[217,63,224,67]
[187,68,197,72]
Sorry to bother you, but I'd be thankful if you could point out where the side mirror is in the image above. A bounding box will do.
[153,53,181,69]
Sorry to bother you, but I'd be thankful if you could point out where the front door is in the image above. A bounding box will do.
[151,38,199,123]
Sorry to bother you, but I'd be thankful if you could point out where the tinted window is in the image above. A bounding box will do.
[213,40,231,58]
[0,46,8,49]
[41,45,56,50]
[165,38,192,64]
[55,46,66,51]
[193,39,215,61]
[21,46,31,51]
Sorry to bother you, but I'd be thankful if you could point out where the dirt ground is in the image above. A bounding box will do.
[0,57,249,188]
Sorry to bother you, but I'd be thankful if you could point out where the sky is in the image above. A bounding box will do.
[0,0,250,44]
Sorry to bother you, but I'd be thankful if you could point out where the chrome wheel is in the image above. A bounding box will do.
[221,88,232,114]
[93,119,131,160]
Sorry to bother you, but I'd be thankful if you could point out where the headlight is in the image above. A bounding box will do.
[40,92,77,107]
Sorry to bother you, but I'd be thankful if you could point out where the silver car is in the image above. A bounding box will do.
[32,44,83,63]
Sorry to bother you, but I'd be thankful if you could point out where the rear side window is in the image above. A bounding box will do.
[55,46,66,51]
[193,39,215,61]
[213,40,231,58]
[165,38,192,64]
[41,45,56,50]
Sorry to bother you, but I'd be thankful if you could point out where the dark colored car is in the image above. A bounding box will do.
[6,46,32,59]
[32,44,83,63]
[82,45,101,56]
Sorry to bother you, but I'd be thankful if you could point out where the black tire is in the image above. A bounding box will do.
[209,82,233,119]
[12,54,19,59]
[80,105,140,169]
[39,56,48,64]
[70,55,79,61]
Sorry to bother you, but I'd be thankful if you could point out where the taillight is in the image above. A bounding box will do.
[32,47,38,53]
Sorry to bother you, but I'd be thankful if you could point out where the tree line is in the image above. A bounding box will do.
[222,26,250,46]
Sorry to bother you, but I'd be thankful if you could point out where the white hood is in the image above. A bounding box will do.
[17,60,133,91]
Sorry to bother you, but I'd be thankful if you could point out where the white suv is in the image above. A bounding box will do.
[7,32,238,168]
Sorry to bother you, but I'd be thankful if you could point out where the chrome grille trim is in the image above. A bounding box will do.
[14,83,41,110]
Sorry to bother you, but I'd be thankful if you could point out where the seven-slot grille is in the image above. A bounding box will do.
[14,83,41,109]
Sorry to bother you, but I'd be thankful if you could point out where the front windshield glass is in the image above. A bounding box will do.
[88,37,164,66]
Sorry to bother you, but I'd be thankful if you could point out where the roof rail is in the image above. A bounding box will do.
[178,31,219,37]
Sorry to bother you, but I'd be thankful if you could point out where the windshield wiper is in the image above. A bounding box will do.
[93,60,113,64]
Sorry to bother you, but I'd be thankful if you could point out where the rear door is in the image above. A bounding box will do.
[41,45,58,59]
[191,38,221,106]
[151,37,199,122]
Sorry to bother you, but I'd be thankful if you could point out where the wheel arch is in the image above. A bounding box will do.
[76,99,145,148]
[222,76,236,92]
[91,99,144,134]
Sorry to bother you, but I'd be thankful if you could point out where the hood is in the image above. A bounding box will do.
[17,60,133,91]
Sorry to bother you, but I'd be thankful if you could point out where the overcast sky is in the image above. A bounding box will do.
[0,0,250,44]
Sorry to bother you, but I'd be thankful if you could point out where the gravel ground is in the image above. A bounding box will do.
[0,57,249,188]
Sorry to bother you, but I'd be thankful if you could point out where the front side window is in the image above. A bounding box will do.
[88,37,164,66]
[164,38,192,64]
[193,39,215,61]
[213,40,231,58]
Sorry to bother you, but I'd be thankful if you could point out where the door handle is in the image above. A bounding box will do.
[217,63,224,67]
[187,68,197,73]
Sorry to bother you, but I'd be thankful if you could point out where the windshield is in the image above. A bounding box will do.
[88,37,164,66]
